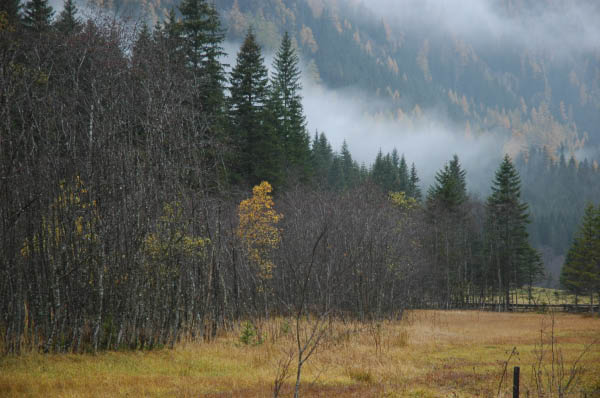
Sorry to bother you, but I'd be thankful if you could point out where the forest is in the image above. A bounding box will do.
[1,0,600,359]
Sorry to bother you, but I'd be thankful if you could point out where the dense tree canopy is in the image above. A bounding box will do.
[1,2,594,357]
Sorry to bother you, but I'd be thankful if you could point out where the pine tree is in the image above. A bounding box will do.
[560,203,600,312]
[371,149,395,192]
[22,0,54,31]
[1,0,21,26]
[397,155,409,192]
[427,154,467,212]
[426,155,469,307]
[158,8,184,61]
[339,140,359,188]
[228,29,281,186]
[485,154,538,309]
[179,0,226,120]
[311,131,333,184]
[270,32,311,182]
[408,163,421,200]
[54,0,80,34]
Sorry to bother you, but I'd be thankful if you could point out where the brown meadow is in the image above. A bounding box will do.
[1,310,599,398]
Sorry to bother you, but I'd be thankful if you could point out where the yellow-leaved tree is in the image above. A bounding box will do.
[144,201,210,274]
[20,176,102,351]
[237,181,282,280]
[21,175,100,265]
[388,191,418,211]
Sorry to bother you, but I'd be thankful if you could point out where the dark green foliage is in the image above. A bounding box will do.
[427,154,467,213]
[560,203,600,302]
[371,149,417,197]
[486,155,542,308]
[270,32,311,183]
[22,0,53,31]
[311,131,333,184]
[228,29,281,186]
[408,163,421,201]
[179,0,227,120]
[1,0,21,25]
[425,155,471,308]
[518,147,600,273]
[54,0,80,34]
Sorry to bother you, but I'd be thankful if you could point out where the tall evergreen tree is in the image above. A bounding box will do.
[229,29,281,186]
[408,163,422,201]
[22,0,53,31]
[54,0,80,34]
[427,154,467,212]
[179,0,226,120]
[270,31,311,182]
[397,155,409,192]
[426,155,469,307]
[560,203,600,312]
[311,131,333,184]
[1,0,21,26]
[485,154,539,309]
[339,140,359,188]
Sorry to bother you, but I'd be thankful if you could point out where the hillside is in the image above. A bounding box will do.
[106,0,600,157]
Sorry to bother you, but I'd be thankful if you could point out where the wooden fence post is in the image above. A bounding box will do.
[513,366,520,398]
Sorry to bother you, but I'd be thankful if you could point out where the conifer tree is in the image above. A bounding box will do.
[408,163,422,200]
[340,140,359,188]
[54,0,80,34]
[397,155,409,192]
[560,203,600,312]
[179,0,226,120]
[22,0,53,31]
[159,8,184,60]
[485,154,539,309]
[270,32,311,182]
[311,131,333,184]
[426,155,469,307]
[1,0,21,26]
[229,29,281,186]
[427,154,467,212]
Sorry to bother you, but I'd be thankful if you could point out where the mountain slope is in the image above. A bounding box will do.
[102,0,600,157]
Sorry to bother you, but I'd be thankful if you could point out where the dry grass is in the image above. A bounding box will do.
[1,311,599,397]
[512,287,595,305]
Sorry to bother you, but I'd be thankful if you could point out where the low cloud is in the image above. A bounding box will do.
[302,80,505,194]
[224,40,505,194]
[347,0,600,58]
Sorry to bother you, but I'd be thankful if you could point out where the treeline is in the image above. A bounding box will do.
[560,203,600,309]
[2,0,544,354]
[516,148,600,259]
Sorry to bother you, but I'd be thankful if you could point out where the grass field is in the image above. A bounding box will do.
[1,311,599,398]
[511,287,597,306]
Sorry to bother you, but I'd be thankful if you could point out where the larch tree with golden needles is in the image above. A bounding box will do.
[237,181,282,282]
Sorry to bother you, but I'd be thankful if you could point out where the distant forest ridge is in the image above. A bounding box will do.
[96,0,600,158]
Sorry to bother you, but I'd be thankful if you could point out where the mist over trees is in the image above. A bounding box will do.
[1,1,599,355]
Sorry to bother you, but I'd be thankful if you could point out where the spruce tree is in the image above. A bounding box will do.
[427,154,467,212]
[560,203,600,312]
[1,0,21,26]
[229,29,281,186]
[485,154,538,309]
[340,140,359,188]
[54,0,80,34]
[22,0,53,31]
[270,31,311,182]
[408,163,421,200]
[425,155,469,308]
[179,0,226,120]
[311,131,333,184]
[397,155,409,192]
